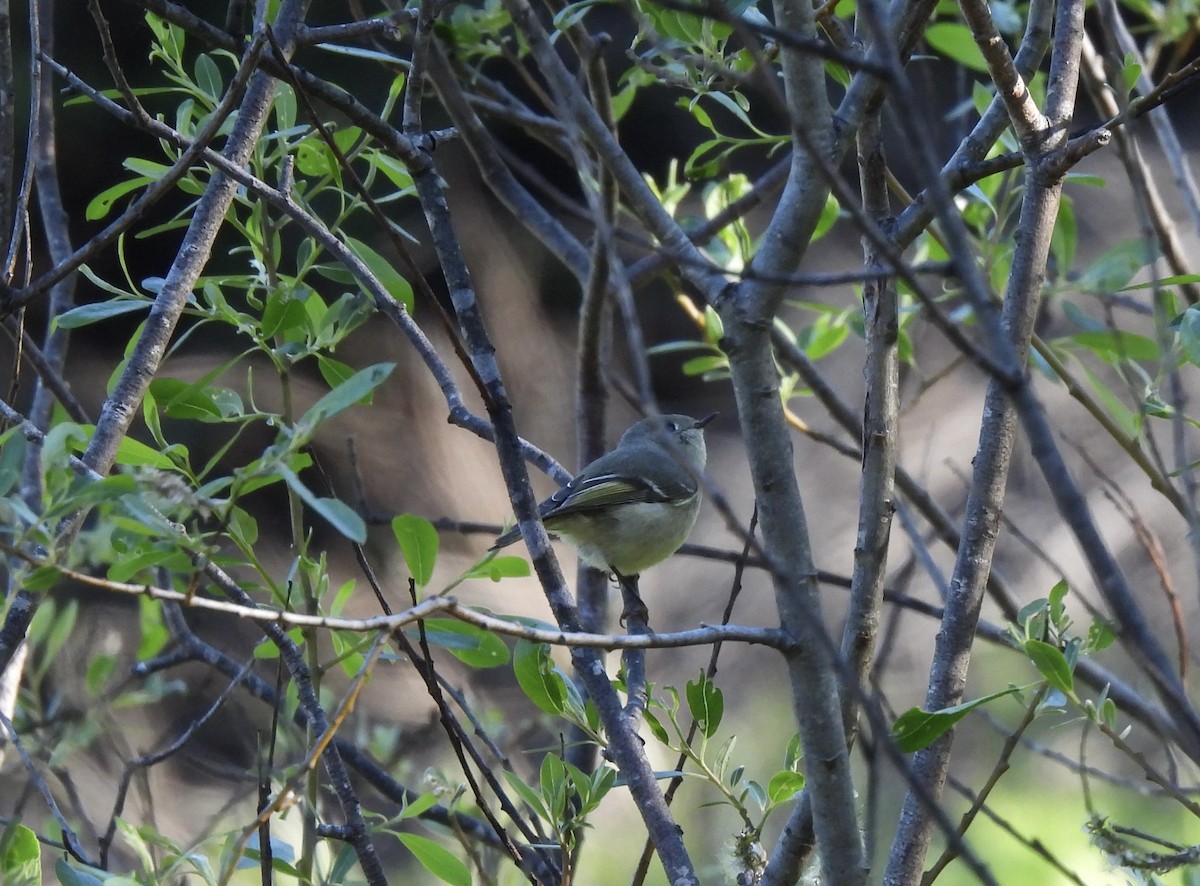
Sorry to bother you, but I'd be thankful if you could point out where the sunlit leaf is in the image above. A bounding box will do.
[392,514,439,586]
[1025,639,1074,693]
[767,770,805,804]
[85,177,152,220]
[892,685,1024,752]
[415,618,509,668]
[925,23,989,73]
[345,237,414,311]
[686,673,724,739]
[397,834,470,886]
[0,823,40,886]
[460,556,531,581]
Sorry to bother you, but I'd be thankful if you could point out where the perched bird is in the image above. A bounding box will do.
[491,413,716,577]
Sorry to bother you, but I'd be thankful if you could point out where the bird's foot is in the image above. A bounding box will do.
[615,570,651,630]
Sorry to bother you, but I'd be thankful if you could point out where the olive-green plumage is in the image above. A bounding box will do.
[491,413,715,575]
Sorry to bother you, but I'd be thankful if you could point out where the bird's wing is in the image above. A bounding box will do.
[544,447,696,516]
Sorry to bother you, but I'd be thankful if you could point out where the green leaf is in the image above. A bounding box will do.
[783,733,802,770]
[317,43,410,64]
[1173,306,1200,366]
[138,595,170,659]
[1100,697,1118,730]
[43,474,135,519]
[713,734,736,782]
[1078,239,1157,292]
[1052,194,1077,273]
[766,770,805,804]
[460,556,531,582]
[398,792,440,820]
[1121,273,1200,291]
[644,709,670,744]
[330,630,368,677]
[315,291,373,343]
[122,156,171,178]
[316,355,356,390]
[106,546,178,583]
[368,151,414,192]
[647,340,721,357]
[681,354,729,376]
[280,469,366,542]
[1048,579,1069,627]
[1025,639,1074,693]
[85,176,152,220]
[86,653,117,694]
[824,57,850,87]
[149,377,236,423]
[1087,619,1116,653]
[274,83,296,130]
[1016,596,1049,642]
[416,618,509,668]
[113,435,176,469]
[580,761,617,810]
[734,780,763,813]
[0,431,27,498]
[641,1,731,45]
[1077,361,1139,438]
[1,823,41,886]
[812,192,841,241]
[195,52,222,99]
[503,770,550,821]
[329,578,357,617]
[514,639,566,715]
[292,362,395,442]
[344,237,414,311]
[1142,390,1174,419]
[540,753,567,817]
[396,834,470,886]
[1064,173,1107,188]
[392,514,439,586]
[29,599,77,686]
[55,859,110,886]
[686,673,724,739]
[22,565,61,592]
[240,834,299,873]
[227,505,260,547]
[1066,330,1158,363]
[924,23,989,73]
[295,138,334,178]
[79,264,144,299]
[54,298,152,330]
[260,287,312,339]
[892,685,1024,752]
[799,314,849,359]
[1121,52,1142,94]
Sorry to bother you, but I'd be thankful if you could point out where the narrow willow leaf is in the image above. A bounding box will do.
[397,833,471,886]
[893,685,1025,752]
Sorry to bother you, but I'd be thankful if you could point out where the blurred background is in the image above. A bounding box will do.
[3,0,1200,882]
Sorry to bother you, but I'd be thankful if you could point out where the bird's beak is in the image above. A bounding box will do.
[696,412,718,429]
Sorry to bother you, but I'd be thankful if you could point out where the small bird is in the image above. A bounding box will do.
[491,413,716,577]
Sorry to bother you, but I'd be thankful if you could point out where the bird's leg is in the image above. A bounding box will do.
[615,570,650,628]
